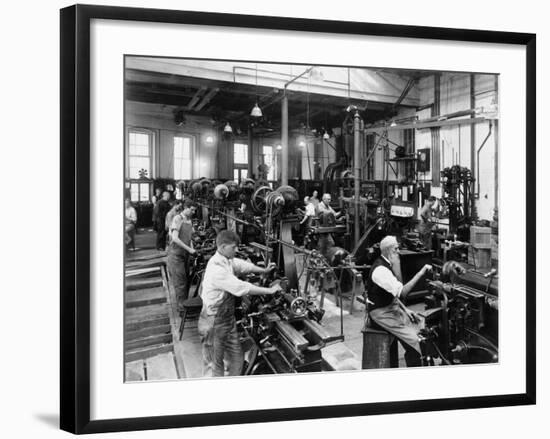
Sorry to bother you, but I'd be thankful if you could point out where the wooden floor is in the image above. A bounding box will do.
[124,229,181,382]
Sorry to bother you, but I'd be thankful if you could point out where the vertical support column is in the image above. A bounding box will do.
[248,125,254,178]
[493,75,499,210]
[470,73,476,194]
[431,73,441,187]
[353,110,362,244]
[469,73,478,220]
[281,93,289,185]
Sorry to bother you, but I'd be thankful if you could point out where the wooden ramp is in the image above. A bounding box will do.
[124,231,182,382]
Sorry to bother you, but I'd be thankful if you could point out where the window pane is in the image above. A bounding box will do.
[134,133,149,146]
[234,169,239,181]
[128,130,152,179]
[183,138,191,158]
[234,143,248,164]
[139,183,150,202]
[174,151,192,179]
[241,169,248,180]
[174,137,192,161]
[174,137,193,180]
[174,137,183,158]
[130,184,139,202]
[129,157,150,178]
[129,143,149,156]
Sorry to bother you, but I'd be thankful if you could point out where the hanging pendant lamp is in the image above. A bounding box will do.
[250,64,263,117]
[250,103,263,117]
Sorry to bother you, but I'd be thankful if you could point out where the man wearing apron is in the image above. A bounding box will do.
[167,199,197,309]
[417,196,437,250]
[198,230,282,377]
[366,235,432,366]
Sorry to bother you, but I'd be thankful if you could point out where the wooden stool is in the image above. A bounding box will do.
[178,296,203,340]
[361,319,399,369]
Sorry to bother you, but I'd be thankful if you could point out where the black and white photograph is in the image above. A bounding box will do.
[123,57,500,381]
[0,0,540,436]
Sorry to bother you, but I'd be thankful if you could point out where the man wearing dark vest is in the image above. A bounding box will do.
[366,235,432,366]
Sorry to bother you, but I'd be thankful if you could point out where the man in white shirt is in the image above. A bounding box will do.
[310,190,320,209]
[315,193,342,218]
[366,235,432,366]
[198,230,283,377]
[300,196,316,225]
[124,198,137,248]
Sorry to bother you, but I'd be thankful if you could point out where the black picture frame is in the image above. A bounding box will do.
[60,4,536,434]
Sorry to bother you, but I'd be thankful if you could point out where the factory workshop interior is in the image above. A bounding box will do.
[123,57,499,381]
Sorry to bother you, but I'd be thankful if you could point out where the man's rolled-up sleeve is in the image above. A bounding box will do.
[209,262,252,297]
[372,266,403,297]
[231,258,259,277]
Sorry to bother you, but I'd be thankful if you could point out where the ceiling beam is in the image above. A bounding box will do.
[193,87,219,111]
[186,87,207,110]
[126,83,196,99]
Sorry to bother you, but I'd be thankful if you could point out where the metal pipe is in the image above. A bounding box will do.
[284,66,315,89]
[476,122,493,197]
[305,143,313,180]
[364,116,487,133]
[353,110,362,245]
[373,131,404,149]
[494,75,499,210]
[281,93,289,185]
[470,74,476,194]
[248,125,254,177]
[423,108,476,123]
[272,237,316,256]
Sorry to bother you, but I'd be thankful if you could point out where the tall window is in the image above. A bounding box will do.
[262,145,276,180]
[233,143,248,182]
[174,136,193,179]
[234,143,248,165]
[128,130,153,179]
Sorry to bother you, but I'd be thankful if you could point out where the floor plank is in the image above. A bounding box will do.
[126,278,163,291]
[126,316,170,332]
[177,327,204,379]
[125,344,173,363]
[126,266,162,278]
[126,303,169,321]
[145,352,179,381]
[125,360,145,382]
[125,286,167,308]
[126,324,172,341]
[125,333,173,351]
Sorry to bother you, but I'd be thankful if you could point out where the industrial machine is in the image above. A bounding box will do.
[420,261,498,365]
[237,276,339,374]
[187,181,352,373]
[440,165,476,240]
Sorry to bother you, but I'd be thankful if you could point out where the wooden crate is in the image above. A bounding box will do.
[470,226,492,249]
[468,247,491,269]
